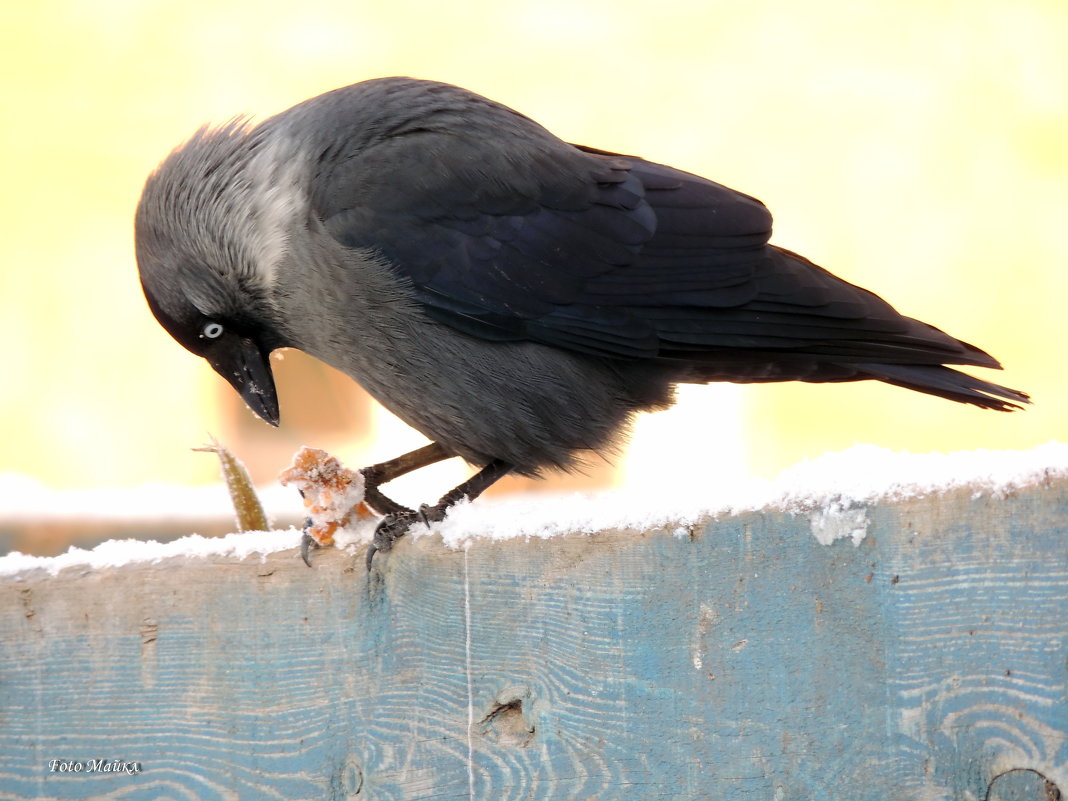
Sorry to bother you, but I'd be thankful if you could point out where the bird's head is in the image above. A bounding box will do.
[134,120,302,427]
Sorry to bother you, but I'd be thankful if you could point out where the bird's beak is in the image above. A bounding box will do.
[205,335,280,426]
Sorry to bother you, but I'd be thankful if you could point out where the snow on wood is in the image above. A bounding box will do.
[3,442,1066,574]
[0,445,1066,799]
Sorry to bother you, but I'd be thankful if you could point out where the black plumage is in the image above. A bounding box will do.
[136,78,1028,560]
[307,84,1023,410]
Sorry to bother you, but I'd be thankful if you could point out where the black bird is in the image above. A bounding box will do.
[134,77,1028,563]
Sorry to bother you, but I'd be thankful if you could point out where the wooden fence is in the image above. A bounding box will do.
[1,470,1065,800]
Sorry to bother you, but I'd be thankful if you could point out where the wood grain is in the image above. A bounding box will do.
[0,476,1065,800]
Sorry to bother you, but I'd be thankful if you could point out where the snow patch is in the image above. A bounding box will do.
[427,441,1068,549]
[2,442,1065,576]
[0,529,301,578]
[808,504,869,547]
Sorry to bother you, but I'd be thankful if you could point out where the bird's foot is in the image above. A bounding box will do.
[366,503,446,571]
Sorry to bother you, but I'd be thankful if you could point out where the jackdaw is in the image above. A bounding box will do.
[135,77,1028,563]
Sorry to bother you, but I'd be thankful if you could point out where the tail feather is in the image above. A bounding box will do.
[855,363,1030,411]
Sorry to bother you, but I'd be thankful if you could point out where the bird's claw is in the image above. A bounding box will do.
[366,511,415,570]
[299,514,322,572]
[300,521,322,568]
[365,504,443,571]
[416,503,436,526]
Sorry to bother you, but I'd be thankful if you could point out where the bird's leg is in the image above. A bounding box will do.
[420,459,514,521]
[367,459,513,570]
[360,441,452,516]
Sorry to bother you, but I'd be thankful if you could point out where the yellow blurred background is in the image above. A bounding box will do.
[1,0,1065,550]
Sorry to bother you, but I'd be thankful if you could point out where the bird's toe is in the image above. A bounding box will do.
[366,511,420,570]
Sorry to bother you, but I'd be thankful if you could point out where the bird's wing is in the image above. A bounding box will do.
[313,118,993,369]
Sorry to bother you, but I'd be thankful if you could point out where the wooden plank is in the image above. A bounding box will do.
[0,477,1065,800]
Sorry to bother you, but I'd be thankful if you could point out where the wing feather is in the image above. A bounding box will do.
[312,101,996,372]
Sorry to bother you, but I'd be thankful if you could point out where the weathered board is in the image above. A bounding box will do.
[1,477,1065,800]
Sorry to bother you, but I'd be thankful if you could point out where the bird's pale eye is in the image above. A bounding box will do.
[201,321,224,339]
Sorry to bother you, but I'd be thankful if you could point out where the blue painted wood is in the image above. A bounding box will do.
[0,478,1065,800]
